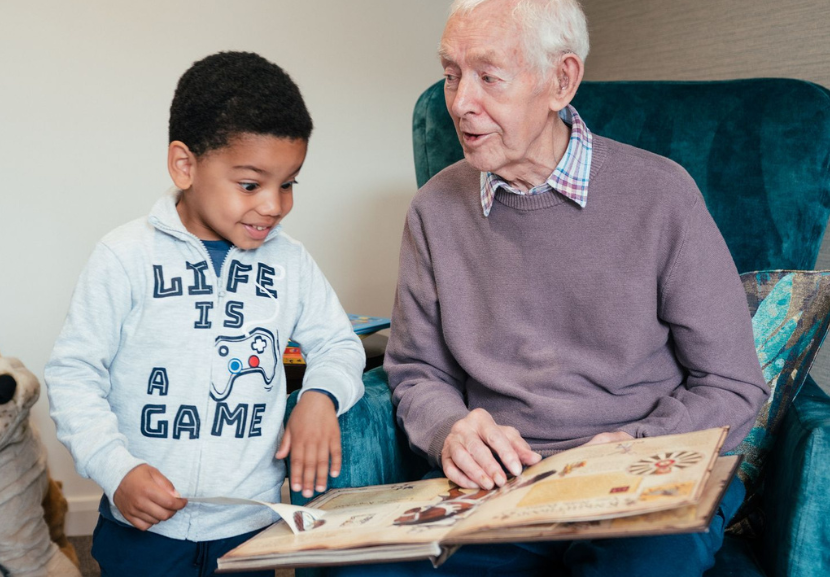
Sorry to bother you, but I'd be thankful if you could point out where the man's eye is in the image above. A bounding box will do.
[241,182,258,192]
[281,180,298,190]
[444,73,459,84]
[482,75,497,84]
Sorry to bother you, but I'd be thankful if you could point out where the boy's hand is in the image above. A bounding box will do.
[276,390,341,498]
[113,464,188,531]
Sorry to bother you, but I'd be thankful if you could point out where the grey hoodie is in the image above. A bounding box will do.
[46,190,365,541]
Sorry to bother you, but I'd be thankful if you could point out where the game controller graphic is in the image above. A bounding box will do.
[212,328,278,402]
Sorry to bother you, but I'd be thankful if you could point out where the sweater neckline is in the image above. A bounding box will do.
[493,137,608,212]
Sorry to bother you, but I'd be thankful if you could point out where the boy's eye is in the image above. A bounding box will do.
[241,182,259,192]
[281,180,298,191]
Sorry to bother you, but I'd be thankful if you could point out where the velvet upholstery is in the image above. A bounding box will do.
[284,79,830,576]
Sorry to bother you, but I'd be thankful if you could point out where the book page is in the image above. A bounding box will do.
[223,477,491,559]
[448,427,726,537]
[447,455,740,544]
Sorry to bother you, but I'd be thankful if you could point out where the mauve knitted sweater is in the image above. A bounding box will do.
[385,135,767,465]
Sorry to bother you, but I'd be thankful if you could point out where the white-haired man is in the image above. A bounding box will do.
[337,0,767,574]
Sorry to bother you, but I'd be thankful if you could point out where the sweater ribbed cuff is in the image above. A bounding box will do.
[427,412,470,468]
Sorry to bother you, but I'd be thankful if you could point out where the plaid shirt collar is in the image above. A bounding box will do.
[480,105,593,217]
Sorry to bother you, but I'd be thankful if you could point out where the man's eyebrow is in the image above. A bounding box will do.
[438,47,502,68]
[438,45,454,64]
[469,50,501,67]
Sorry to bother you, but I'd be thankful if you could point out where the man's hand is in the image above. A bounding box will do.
[276,390,341,498]
[583,431,634,446]
[113,464,187,531]
[441,408,541,490]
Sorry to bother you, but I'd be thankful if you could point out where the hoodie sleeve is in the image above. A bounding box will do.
[288,249,365,415]
[45,243,146,499]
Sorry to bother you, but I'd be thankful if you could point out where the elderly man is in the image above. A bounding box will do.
[339,0,768,574]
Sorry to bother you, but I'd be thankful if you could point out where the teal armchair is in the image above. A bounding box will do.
[287,79,830,576]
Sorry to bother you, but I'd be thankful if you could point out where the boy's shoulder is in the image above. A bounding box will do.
[97,215,155,254]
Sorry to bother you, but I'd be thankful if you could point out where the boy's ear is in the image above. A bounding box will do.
[168,141,196,190]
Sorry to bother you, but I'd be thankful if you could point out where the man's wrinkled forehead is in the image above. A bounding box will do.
[439,8,524,67]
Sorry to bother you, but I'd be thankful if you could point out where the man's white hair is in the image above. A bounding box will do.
[448,0,590,75]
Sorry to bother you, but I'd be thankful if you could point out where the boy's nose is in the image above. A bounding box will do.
[257,191,282,217]
[0,374,17,404]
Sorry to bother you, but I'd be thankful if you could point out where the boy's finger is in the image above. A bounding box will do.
[315,448,329,493]
[141,500,176,522]
[128,515,152,531]
[301,446,319,498]
[289,443,305,493]
[329,439,342,478]
[148,467,187,508]
[276,430,292,459]
[132,507,161,527]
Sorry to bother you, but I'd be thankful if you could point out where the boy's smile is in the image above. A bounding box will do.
[171,133,307,250]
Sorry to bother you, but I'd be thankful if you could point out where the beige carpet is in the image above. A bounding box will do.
[67,535,294,577]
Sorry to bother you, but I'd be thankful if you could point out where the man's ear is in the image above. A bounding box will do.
[168,141,196,190]
[550,53,584,111]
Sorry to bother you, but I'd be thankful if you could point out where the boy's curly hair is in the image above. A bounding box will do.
[169,51,313,156]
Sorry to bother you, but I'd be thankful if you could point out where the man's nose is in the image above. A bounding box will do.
[450,76,480,118]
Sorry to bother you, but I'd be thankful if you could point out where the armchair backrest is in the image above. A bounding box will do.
[413,79,830,273]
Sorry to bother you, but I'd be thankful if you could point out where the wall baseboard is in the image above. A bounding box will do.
[66,494,102,537]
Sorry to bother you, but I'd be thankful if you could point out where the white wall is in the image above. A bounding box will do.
[0,0,450,532]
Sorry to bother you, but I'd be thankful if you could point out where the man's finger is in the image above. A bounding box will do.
[466,436,509,486]
[441,456,479,489]
[503,427,542,469]
[448,442,495,489]
[479,427,522,480]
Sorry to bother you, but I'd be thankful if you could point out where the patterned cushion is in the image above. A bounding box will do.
[727,270,830,533]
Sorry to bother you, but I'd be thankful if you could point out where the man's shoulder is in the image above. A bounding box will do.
[411,159,479,211]
[593,135,701,206]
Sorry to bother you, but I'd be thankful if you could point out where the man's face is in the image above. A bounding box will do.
[175,134,307,250]
[440,1,558,181]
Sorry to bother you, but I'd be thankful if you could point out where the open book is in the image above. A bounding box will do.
[217,427,738,572]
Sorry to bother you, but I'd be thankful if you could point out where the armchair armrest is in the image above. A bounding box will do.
[285,367,429,506]
[762,374,830,576]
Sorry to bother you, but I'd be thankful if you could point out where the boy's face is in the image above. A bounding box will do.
[173,134,307,250]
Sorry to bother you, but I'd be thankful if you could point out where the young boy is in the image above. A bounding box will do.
[45,51,365,576]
